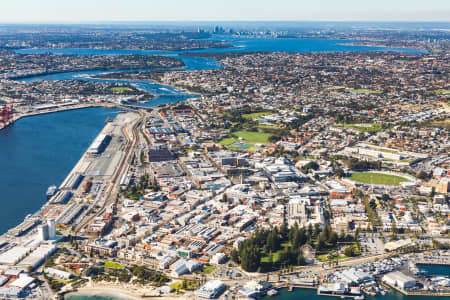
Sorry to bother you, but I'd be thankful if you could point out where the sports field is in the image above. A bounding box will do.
[242,112,272,119]
[349,172,410,186]
[219,130,272,151]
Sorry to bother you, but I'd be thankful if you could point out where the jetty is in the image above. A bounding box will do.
[416,256,450,266]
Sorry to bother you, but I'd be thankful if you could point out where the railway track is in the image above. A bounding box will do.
[74,111,144,235]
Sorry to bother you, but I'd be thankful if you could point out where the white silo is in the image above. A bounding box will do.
[47,219,56,239]
[38,224,49,241]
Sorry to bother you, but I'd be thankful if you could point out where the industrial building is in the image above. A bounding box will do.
[87,134,111,155]
[50,190,73,204]
[60,173,84,190]
[382,271,416,290]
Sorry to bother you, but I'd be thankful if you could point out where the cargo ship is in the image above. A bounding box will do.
[46,185,58,199]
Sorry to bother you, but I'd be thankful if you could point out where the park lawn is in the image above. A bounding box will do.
[202,265,216,275]
[110,86,133,93]
[316,254,347,262]
[242,112,272,120]
[258,124,281,130]
[218,137,238,146]
[349,172,410,186]
[322,86,346,91]
[219,131,273,151]
[104,261,124,269]
[336,123,383,133]
[234,131,272,144]
[261,250,282,264]
[261,243,293,264]
[170,280,197,291]
[429,89,450,95]
[347,88,382,94]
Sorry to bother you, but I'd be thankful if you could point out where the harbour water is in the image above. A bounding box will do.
[262,287,447,300]
[0,107,120,234]
[264,264,450,300]
[418,264,450,276]
[66,294,136,300]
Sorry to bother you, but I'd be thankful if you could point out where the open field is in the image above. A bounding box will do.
[322,86,381,94]
[111,86,133,93]
[428,89,450,95]
[242,112,272,119]
[104,261,125,269]
[336,123,383,133]
[317,254,347,262]
[234,131,272,143]
[219,130,272,151]
[202,265,216,275]
[348,88,382,94]
[349,172,410,186]
[322,86,345,91]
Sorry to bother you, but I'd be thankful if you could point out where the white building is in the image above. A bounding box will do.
[47,219,56,239]
[195,280,226,299]
[45,267,73,281]
[210,253,227,265]
[382,271,416,290]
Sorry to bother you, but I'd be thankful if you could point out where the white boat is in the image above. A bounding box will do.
[46,185,57,198]
[267,289,278,296]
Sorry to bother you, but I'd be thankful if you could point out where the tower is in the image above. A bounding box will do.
[47,219,56,239]
[38,224,49,241]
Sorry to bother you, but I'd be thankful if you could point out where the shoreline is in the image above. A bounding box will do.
[335,42,428,53]
[0,104,124,237]
[0,103,115,131]
[66,286,184,300]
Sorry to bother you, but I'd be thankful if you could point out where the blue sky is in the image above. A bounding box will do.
[1,0,449,23]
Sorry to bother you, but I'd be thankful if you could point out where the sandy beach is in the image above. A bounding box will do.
[66,284,187,300]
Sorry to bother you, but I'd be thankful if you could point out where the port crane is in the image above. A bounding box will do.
[0,100,14,127]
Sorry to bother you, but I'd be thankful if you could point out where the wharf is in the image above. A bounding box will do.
[317,291,363,299]
[0,103,112,132]
[416,256,450,266]
[382,282,450,297]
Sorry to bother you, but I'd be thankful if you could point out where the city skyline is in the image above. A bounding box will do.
[0,0,449,23]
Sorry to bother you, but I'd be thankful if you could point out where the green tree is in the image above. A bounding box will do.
[231,249,240,263]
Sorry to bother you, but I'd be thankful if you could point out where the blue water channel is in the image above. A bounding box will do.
[0,37,425,235]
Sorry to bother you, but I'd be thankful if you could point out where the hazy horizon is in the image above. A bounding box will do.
[0,0,448,23]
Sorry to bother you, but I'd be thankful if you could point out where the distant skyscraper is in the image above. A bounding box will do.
[47,219,56,239]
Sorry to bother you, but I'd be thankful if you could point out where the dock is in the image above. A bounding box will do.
[382,281,450,297]
[317,291,363,299]
[416,256,450,266]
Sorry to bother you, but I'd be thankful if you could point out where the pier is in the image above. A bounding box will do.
[382,281,450,297]
[416,256,450,266]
